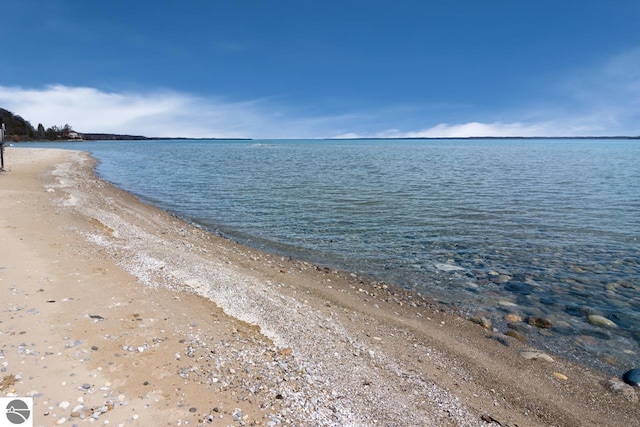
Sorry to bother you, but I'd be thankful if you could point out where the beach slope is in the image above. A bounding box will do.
[0,147,638,426]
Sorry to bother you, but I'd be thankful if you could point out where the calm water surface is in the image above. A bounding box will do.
[23,139,640,374]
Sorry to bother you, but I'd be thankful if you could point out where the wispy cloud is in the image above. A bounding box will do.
[375,122,558,138]
[344,47,640,139]
[0,84,344,139]
[364,119,610,139]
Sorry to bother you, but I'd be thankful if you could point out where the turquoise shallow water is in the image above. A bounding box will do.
[21,139,640,374]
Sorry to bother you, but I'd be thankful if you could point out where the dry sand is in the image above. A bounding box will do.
[0,147,638,426]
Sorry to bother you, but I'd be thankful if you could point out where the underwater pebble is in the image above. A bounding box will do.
[470,316,491,330]
[504,314,522,323]
[525,317,552,329]
[434,263,464,272]
[622,368,640,386]
[587,315,617,328]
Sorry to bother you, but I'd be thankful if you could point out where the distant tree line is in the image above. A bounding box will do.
[0,108,76,142]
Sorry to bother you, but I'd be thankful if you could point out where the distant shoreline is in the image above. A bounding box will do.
[14,135,640,142]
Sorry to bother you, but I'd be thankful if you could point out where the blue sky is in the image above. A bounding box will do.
[1,1,640,138]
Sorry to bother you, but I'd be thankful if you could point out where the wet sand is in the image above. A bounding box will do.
[0,147,638,426]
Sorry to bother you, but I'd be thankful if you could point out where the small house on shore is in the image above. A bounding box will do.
[67,131,82,140]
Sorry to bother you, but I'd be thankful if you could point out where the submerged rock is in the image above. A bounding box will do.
[587,315,617,328]
[504,314,522,323]
[470,316,492,330]
[622,368,640,386]
[498,300,518,308]
[434,263,464,272]
[505,281,534,295]
[525,316,553,329]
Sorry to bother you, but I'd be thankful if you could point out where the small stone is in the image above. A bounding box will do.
[59,401,71,410]
[470,316,492,329]
[70,405,86,418]
[91,346,99,351]
[81,383,91,390]
[588,315,617,328]
[505,314,522,323]
[498,300,518,308]
[434,263,464,272]
[622,368,640,386]
[604,377,639,402]
[553,372,568,381]
[520,350,554,362]
[189,407,197,413]
[525,317,552,329]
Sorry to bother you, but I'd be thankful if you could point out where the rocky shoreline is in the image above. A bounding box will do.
[1,147,639,426]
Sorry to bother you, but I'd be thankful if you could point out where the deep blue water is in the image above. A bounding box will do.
[20,139,640,373]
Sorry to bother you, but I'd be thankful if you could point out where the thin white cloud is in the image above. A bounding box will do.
[0,85,335,139]
[345,47,640,139]
[369,119,610,139]
[380,122,549,138]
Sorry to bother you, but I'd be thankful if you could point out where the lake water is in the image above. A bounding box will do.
[21,139,640,374]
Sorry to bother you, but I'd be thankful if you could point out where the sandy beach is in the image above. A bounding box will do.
[0,147,638,426]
